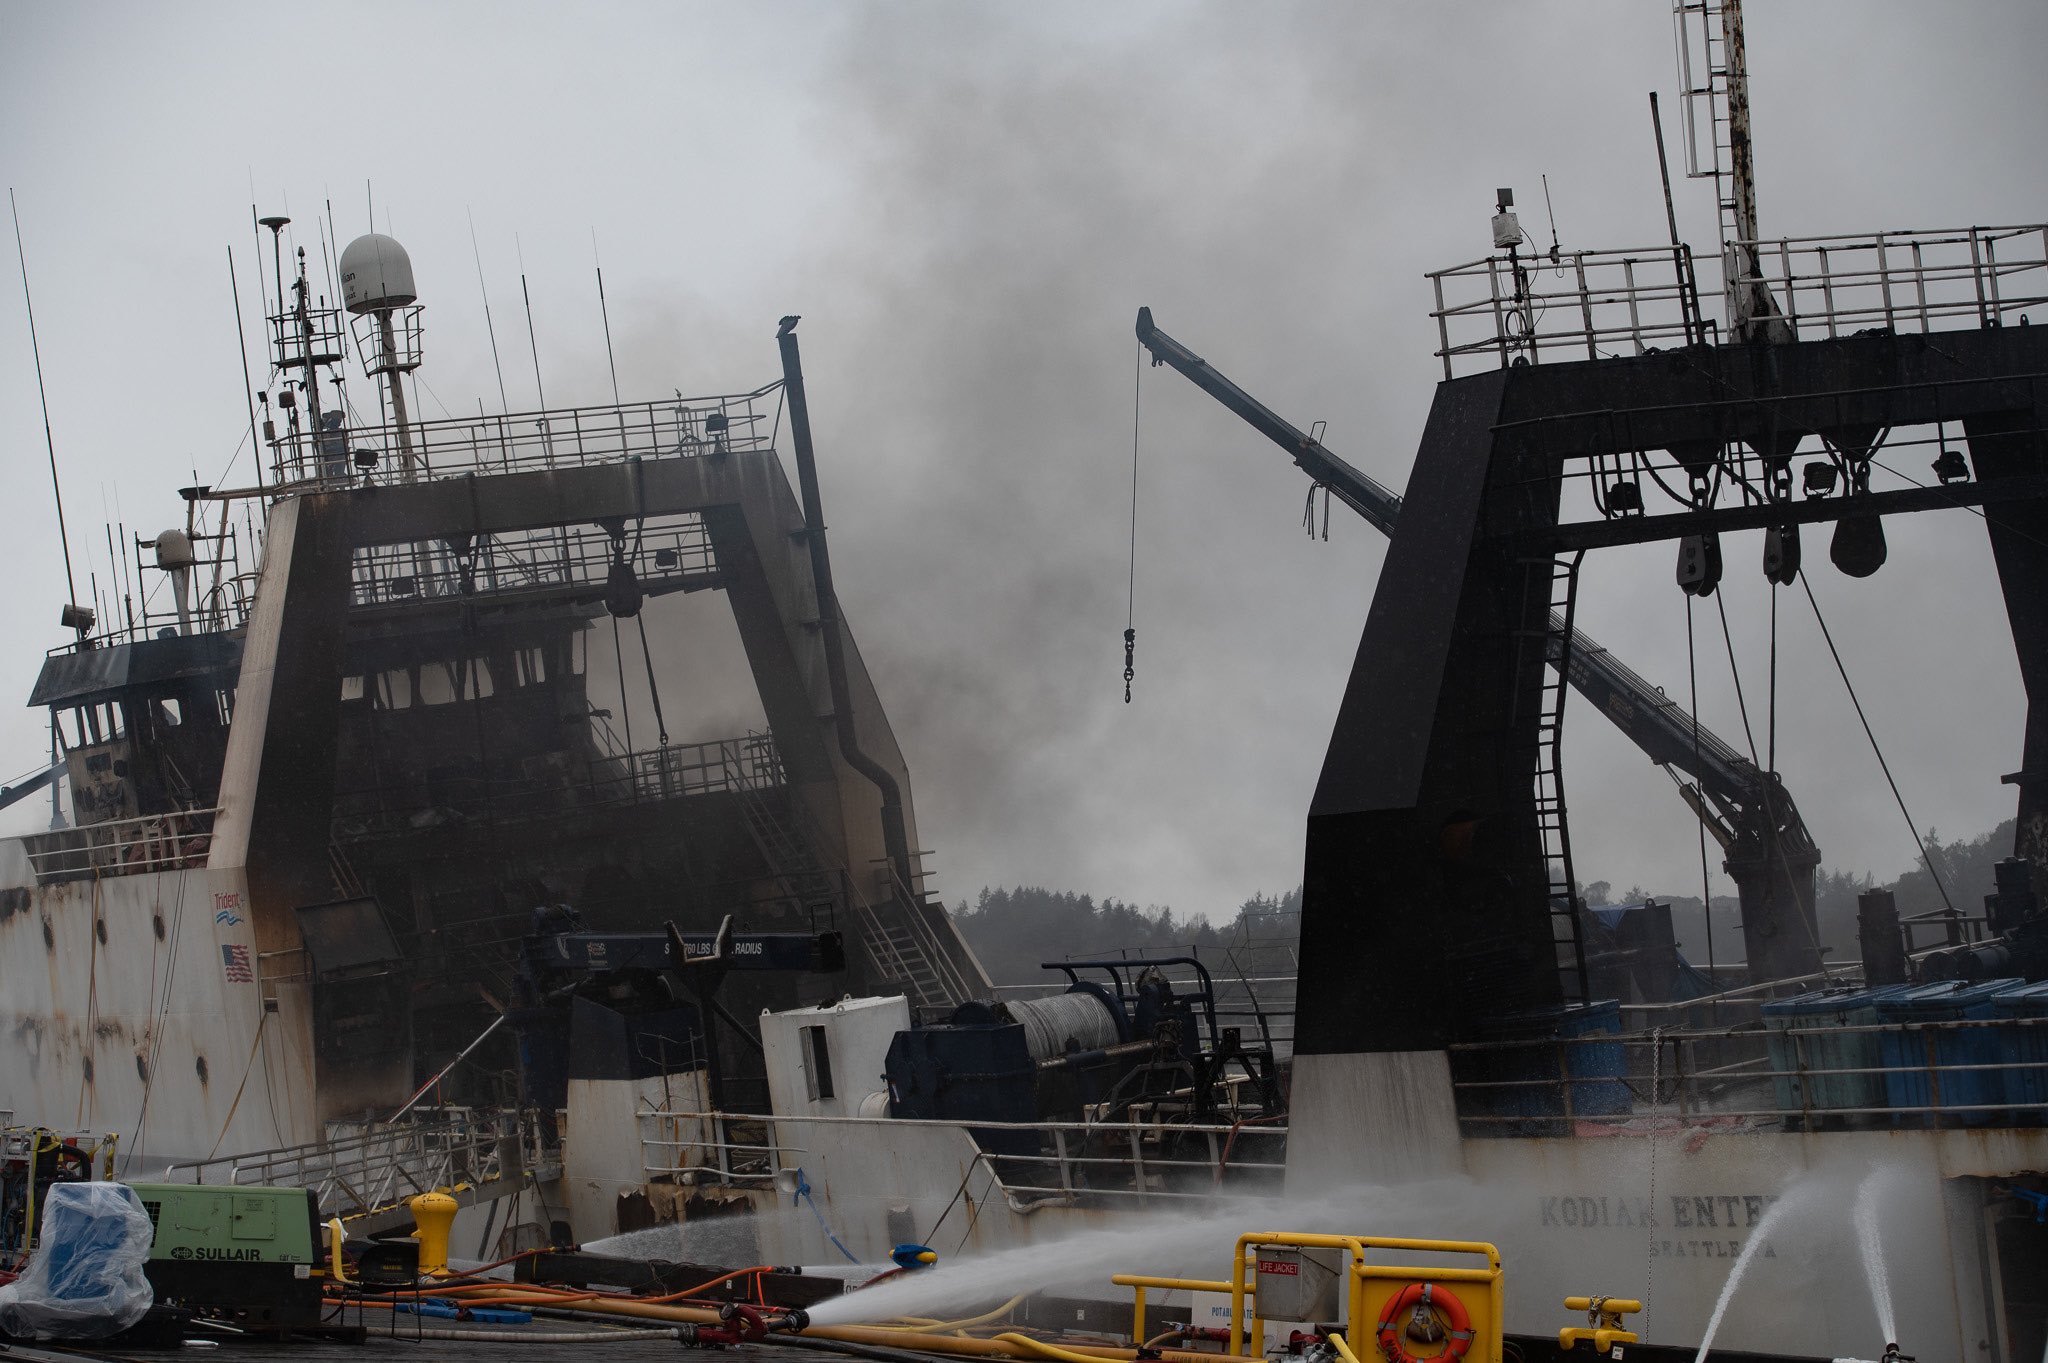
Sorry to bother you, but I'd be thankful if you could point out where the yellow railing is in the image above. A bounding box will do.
[1109,1274,1248,1345]
[1109,1230,1505,1363]
[1227,1232,1504,1363]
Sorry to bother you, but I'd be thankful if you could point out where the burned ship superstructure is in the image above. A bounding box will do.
[0,226,985,1167]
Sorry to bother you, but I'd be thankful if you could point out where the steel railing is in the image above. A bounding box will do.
[269,385,782,487]
[348,515,717,609]
[1428,245,1707,378]
[1426,223,2048,379]
[1448,1013,2048,1132]
[330,733,783,839]
[1749,224,2048,339]
[641,1108,1289,1210]
[160,1108,544,1220]
[18,807,220,883]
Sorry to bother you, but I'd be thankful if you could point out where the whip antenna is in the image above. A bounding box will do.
[594,228,621,406]
[10,190,82,632]
[469,208,510,413]
[1124,342,1142,702]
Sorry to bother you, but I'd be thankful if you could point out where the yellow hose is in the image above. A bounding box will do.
[332,1285,1261,1363]
[891,1293,1031,1333]
[992,1332,1134,1363]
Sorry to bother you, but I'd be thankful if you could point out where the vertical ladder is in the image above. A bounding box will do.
[1516,556,1590,1006]
[1673,0,1739,253]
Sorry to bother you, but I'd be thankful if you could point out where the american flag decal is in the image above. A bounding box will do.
[221,943,253,983]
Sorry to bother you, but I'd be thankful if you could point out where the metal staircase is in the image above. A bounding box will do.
[729,754,969,1011]
[161,1110,547,1236]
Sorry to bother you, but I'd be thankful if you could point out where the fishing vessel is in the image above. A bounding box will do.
[0,217,990,1242]
[499,5,2048,1359]
[5,3,2048,1360]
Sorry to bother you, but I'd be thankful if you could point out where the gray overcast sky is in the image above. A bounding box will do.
[4,2,2046,930]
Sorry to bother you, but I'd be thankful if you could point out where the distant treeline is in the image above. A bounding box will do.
[953,886,1300,986]
[1580,817,2020,965]
[953,819,2024,983]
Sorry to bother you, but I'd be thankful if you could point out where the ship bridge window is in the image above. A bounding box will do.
[57,702,125,746]
[417,659,495,705]
[341,675,366,703]
[515,648,547,687]
[377,670,413,710]
[154,697,182,727]
[419,665,456,706]
[800,1024,835,1102]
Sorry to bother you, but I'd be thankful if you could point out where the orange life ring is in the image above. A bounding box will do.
[1376,1281,1474,1363]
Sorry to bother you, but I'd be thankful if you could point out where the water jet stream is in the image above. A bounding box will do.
[1852,1166,1903,1352]
[1691,1180,1823,1363]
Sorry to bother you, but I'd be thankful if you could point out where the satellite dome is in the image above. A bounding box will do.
[154,528,196,570]
[339,233,418,314]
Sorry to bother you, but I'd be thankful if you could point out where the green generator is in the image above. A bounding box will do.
[125,1184,325,1331]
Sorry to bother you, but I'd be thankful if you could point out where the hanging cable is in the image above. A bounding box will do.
[1123,344,1141,703]
[1798,569,1956,917]
[1715,590,1826,962]
[611,614,634,756]
[1712,592,1761,763]
[1301,484,1330,540]
[1686,595,1717,978]
[1767,584,1779,775]
[635,615,669,747]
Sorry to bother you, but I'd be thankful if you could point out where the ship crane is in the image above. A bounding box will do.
[1134,306,1823,985]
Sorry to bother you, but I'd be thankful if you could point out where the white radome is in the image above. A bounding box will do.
[153,528,195,570]
[339,233,418,314]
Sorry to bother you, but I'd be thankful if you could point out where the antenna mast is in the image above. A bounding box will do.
[1673,0,1782,341]
[10,190,86,639]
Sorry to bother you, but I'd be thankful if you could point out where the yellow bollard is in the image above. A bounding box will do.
[1559,1296,1641,1355]
[409,1190,458,1276]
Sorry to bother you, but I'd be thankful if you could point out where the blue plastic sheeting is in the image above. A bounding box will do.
[0,1182,154,1341]
[1993,981,2048,1112]
[1456,999,1630,1135]
[1762,985,1921,1117]
[1874,979,2023,1123]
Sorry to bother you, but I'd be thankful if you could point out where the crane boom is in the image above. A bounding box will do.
[1135,305,1823,980]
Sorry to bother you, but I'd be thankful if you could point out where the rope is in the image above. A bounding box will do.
[1708,593,1823,964]
[920,1160,980,1247]
[1797,569,1956,917]
[1685,596,1716,977]
[1642,1025,1662,1331]
[1124,344,1141,703]
[611,614,634,755]
[1767,582,1779,776]
[635,614,669,747]
[1711,594,1760,772]
[790,1168,859,1263]
[206,1010,272,1158]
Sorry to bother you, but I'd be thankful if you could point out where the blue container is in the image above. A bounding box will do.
[1873,979,2022,1124]
[1455,999,1630,1134]
[1557,999,1630,1118]
[1990,980,2048,1118]
[1762,984,1919,1120]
